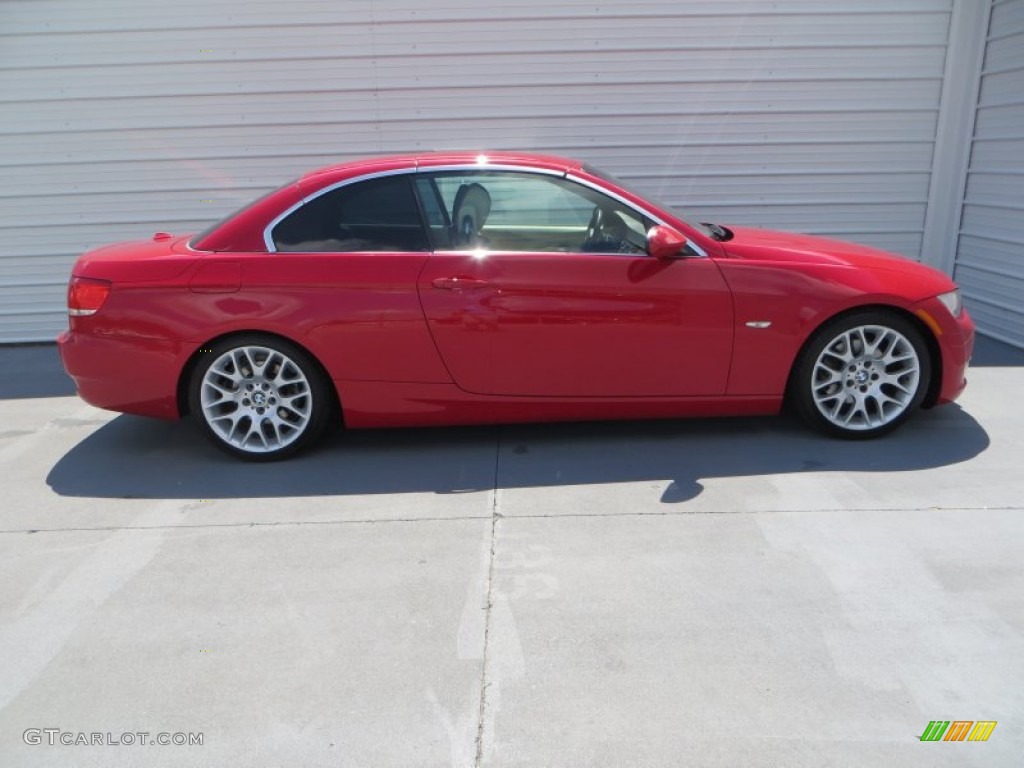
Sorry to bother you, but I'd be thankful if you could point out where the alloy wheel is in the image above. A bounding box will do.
[199,345,313,454]
[809,324,921,431]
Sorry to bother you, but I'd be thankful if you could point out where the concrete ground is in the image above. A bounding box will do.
[0,337,1022,767]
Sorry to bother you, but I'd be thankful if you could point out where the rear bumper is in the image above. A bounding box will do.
[57,330,186,419]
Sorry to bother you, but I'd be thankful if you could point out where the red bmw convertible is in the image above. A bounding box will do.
[58,151,975,460]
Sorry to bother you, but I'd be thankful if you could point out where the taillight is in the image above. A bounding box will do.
[68,276,111,316]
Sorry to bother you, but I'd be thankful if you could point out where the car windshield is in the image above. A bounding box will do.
[581,163,715,238]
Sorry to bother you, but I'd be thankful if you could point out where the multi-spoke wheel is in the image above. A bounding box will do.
[188,335,332,460]
[791,311,931,438]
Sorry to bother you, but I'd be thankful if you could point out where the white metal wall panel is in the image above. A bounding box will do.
[1,0,953,342]
[954,0,1024,347]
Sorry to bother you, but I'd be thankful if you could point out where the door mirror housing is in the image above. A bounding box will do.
[646,225,690,259]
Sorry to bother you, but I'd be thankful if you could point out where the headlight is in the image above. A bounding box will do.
[936,289,962,318]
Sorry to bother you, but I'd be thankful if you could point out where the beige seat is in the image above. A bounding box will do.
[452,183,491,247]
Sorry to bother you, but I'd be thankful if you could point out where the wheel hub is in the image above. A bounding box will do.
[251,390,268,407]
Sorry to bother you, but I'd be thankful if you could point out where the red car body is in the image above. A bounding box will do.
[58,151,974,437]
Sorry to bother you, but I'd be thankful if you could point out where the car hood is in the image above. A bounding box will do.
[720,222,897,264]
[718,225,958,294]
[716,224,962,299]
[722,226,918,270]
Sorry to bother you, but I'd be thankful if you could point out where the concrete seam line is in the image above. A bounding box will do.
[492,505,1024,518]
[0,514,492,535]
[474,430,502,767]
[5,505,1022,536]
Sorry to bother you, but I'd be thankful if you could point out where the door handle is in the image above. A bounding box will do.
[431,277,489,291]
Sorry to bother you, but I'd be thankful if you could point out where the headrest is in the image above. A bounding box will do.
[453,183,491,233]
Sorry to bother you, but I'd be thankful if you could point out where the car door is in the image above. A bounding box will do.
[248,172,450,384]
[415,170,734,398]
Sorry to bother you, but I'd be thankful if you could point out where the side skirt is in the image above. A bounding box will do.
[334,380,782,429]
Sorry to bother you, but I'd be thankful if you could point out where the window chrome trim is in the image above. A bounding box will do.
[262,162,706,257]
[687,240,709,258]
[418,164,566,177]
[263,164,568,252]
[566,173,708,258]
[263,167,416,252]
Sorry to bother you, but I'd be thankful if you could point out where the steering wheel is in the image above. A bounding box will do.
[583,206,606,250]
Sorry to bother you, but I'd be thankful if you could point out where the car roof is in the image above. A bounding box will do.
[191,151,591,252]
[299,151,583,182]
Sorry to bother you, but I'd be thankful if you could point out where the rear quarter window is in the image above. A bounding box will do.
[272,175,428,252]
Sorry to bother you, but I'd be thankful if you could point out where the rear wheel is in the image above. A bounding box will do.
[791,311,931,438]
[188,335,332,460]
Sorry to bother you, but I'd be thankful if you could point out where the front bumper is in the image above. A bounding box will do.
[910,298,975,405]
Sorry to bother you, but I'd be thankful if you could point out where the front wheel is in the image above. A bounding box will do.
[188,335,333,460]
[790,311,931,439]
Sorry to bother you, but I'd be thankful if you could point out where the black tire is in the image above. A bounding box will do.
[188,334,333,461]
[790,310,932,439]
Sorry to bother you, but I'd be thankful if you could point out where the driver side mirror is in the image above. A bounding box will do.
[646,225,690,259]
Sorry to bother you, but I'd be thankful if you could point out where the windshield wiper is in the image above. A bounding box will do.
[701,222,734,242]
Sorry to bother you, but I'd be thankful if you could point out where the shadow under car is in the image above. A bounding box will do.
[46,404,990,503]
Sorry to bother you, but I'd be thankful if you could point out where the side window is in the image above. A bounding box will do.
[271,175,428,252]
[423,171,651,254]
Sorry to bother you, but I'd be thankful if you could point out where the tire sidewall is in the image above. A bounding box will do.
[188,334,332,461]
[792,310,932,439]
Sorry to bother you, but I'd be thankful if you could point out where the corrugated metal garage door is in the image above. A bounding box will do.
[954,0,1024,347]
[0,0,953,342]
